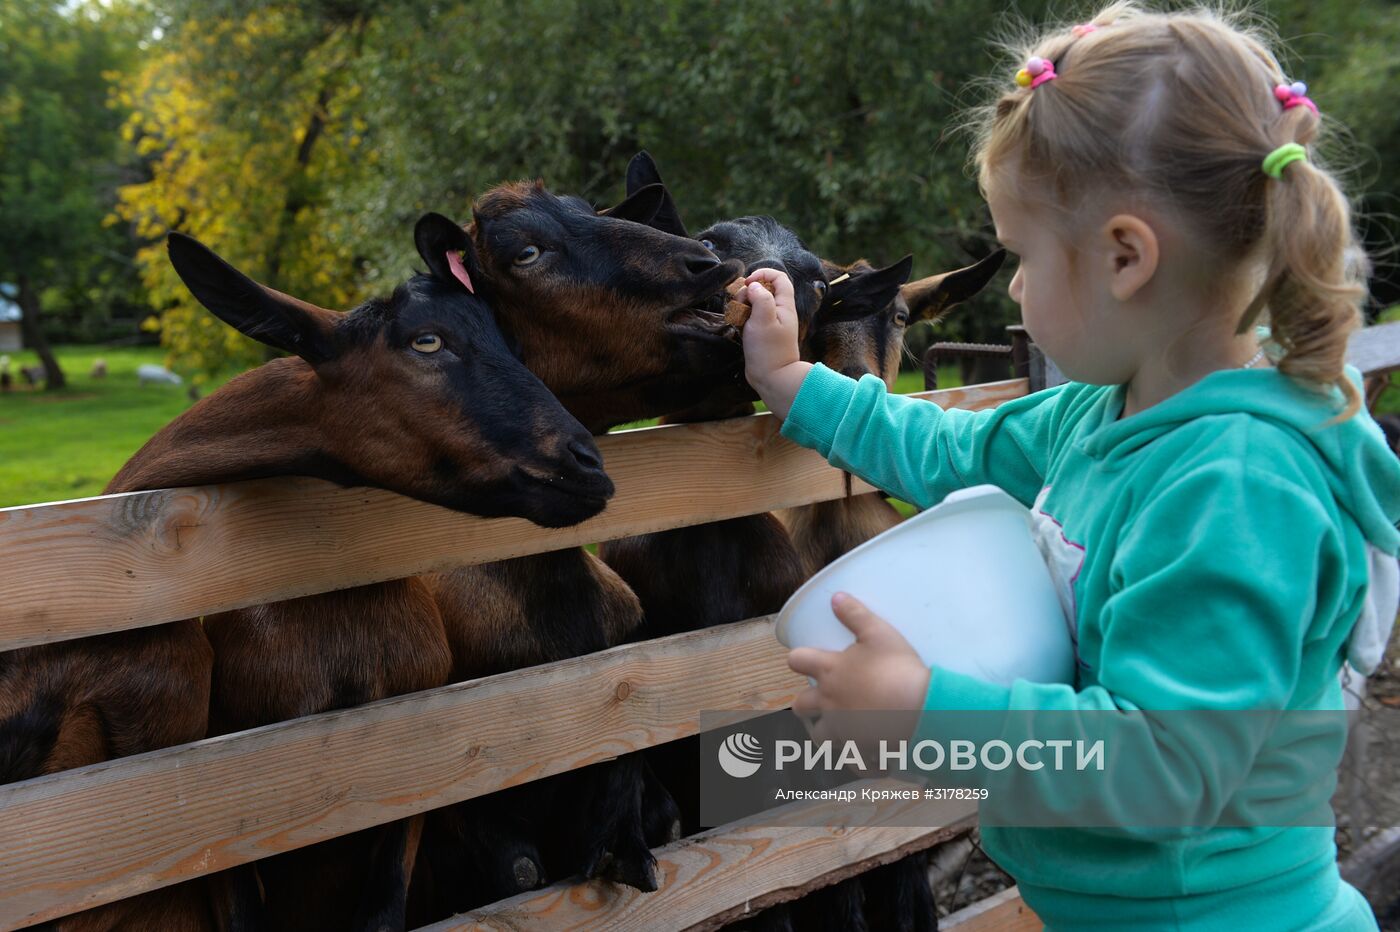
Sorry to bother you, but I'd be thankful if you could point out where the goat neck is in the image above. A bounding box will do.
[107,357,330,495]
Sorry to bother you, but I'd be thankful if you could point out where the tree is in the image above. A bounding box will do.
[114,0,1400,379]
[0,0,140,388]
[113,2,384,377]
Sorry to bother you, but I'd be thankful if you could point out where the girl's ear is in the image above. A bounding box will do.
[1103,214,1159,301]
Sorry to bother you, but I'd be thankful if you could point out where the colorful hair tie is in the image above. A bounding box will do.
[1071,23,1098,37]
[1274,81,1318,115]
[1262,142,1307,178]
[1015,57,1057,88]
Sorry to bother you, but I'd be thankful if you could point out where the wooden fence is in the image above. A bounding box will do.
[0,378,1038,931]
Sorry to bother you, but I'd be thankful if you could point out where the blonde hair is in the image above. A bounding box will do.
[969,2,1366,418]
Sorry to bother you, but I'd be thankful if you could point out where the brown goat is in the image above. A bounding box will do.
[777,251,1007,575]
[411,179,744,919]
[468,179,746,433]
[598,153,1006,931]
[1,214,613,932]
[594,161,832,838]
[738,252,1005,932]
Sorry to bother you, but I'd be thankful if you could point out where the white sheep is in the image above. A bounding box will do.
[137,363,182,386]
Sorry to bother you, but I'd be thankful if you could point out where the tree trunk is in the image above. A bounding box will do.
[16,274,66,390]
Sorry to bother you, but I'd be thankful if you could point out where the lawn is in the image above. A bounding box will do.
[0,344,234,507]
[0,346,958,510]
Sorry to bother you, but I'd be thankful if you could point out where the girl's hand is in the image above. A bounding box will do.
[740,268,811,419]
[788,592,931,757]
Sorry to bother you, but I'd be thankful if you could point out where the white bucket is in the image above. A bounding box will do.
[774,484,1075,687]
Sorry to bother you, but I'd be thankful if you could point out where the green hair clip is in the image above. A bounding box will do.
[1262,143,1307,179]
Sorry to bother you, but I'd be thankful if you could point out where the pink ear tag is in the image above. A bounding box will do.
[445,249,475,294]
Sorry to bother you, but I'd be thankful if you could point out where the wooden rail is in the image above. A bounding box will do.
[0,380,1027,652]
[944,887,1042,931]
[0,617,806,930]
[0,378,1038,930]
[1348,319,1400,379]
[427,792,979,931]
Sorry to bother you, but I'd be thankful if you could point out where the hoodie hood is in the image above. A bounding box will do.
[1081,366,1400,554]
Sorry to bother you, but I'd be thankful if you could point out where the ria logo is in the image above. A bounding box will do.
[718,732,763,778]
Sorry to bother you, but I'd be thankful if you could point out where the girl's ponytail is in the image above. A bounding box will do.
[1251,106,1366,418]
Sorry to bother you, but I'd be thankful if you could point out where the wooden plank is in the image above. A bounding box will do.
[420,789,978,931]
[943,886,1041,931]
[0,616,818,930]
[1348,320,1400,377]
[0,379,1028,652]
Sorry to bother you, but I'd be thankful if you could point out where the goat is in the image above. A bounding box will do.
[733,253,1004,932]
[594,155,841,845]
[596,210,827,640]
[410,179,746,920]
[748,251,1003,932]
[1,213,613,932]
[20,364,44,387]
[91,358,107,379]
[136,363,182,386]
[777,250,1006,575]
[600,153,1005,932]
[466,178,746,431]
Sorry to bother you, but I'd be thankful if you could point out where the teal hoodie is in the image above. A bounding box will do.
[779,362,1400,931]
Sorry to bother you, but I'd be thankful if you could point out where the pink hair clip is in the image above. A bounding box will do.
[1071,23,1098,37]
[1015,57,1057,88]
[1274,80,1318,115]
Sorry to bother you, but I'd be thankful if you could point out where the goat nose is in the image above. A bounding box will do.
[684,254,722,276]
[566,439,604,472]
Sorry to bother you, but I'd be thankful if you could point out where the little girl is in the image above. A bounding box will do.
[739,4,1400,930]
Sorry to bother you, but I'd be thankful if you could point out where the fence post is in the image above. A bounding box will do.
[923,345,940,391]
[1028,342,1067,393]
[1006,325,1031,381]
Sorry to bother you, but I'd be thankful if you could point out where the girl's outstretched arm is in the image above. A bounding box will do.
[741,268,1075,509]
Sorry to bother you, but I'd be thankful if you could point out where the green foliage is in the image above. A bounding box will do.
[0,1,144,331]
[1268,0,1400,310]
[97,0,1400,378]
[116,0,1057,377]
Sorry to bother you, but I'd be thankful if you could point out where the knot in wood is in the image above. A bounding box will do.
[614,681,632,701]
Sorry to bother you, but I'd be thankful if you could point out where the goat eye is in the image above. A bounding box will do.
[700,238,716,251]
[513,245,542,266]
[894,312,910,326]
[813,281,829,297]
[412,334,443,353]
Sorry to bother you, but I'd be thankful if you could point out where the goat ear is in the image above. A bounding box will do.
[901,250,1007,322]
[166,233,336,364]
[625,151,689,236]
[598,182,668,227]
[819,255,916,324]
[414,212,479,294]
[626,150,663,194]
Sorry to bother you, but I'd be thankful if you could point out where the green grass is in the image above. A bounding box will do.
[0,345,235,507]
